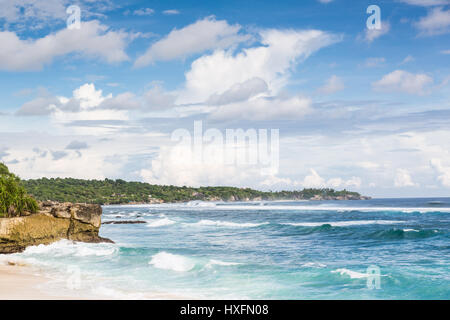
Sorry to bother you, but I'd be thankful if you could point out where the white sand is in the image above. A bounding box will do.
[0,261,190,300]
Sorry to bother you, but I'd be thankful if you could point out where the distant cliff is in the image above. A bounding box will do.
[0,201,112,254]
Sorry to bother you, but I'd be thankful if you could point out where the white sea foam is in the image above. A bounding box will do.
[146,218,176,227]
[105,203,450,213]
[20,239,117,257]
[403,229,420,232]
[189,220,268,228]
[282,220,404,227]
[302,262,327,268]
[186,201,217,207]
[149,252,195,272]
[206,259,242,267]
[332,268,369,279]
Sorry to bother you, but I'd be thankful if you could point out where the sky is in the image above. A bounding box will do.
[0,0,450,198]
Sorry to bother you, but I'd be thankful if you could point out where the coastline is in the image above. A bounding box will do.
[0,258,192,300]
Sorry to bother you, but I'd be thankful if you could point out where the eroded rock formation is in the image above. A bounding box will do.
[0,201,112,254]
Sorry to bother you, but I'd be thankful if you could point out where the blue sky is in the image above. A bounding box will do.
[1,0,450,197]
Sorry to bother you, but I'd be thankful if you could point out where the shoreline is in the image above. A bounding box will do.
[103,198,371,206]
[0,263,72,300]
[0,258,193,300]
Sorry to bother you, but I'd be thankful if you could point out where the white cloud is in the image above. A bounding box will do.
[0,20,130,71]
[181,28,341,103]
[317,75,345,94]
[318,0,334,3]
[14,83,130,134]
[140,142,271,188]
[0,0,66,24]
[134,16,249,67]
[372,70,433,95]
[209,95,312,121]
[430,158,450,186]
[302,169,325,187]
[73,83,110,109]
[441,49,450,54]
[415,7,450,35]
[163,9,180,15]
[98,92,141,110]
[133,8,154,16]
[301,169,361,188]
[364,22,390,42]
[142,84,178,110]
[401,55,415,64]
[206,78,268,106]
[16,95,62,116]
[399,0,450,6]
[16,82,181,121]
[0,0,114,27]
[346,176,362,188]
[394,168,417,187]
[357,161,380,169]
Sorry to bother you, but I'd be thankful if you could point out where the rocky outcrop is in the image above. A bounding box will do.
[0,201,112,254]
[102,220,146,225]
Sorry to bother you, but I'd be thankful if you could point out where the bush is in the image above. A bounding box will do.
[0,163,39,217]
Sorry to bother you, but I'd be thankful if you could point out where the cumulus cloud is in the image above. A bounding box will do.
[16,82,181,119]
[142,85,178,110]
[301,169,361,188]
[140,142,273,187]
[394,168,417,187]
[430,158,450,186]
[317,75,345,94]
[206,78,269,106]
[134,16,249,67]
[415,7,450,35]
[98,92,141,110]
[181,28,341,104]
[0,20,130,71]
[372,70,433,95]
[16,95,62,116]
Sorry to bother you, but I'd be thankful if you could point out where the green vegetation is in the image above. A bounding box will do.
[22,177,365,205]
[0,163,39,217]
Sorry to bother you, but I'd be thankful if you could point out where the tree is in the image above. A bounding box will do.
[0,163,39,217]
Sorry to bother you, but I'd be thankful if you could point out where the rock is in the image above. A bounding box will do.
[0,202,112,254]
[72,204,102,228]
[102,220,146,225]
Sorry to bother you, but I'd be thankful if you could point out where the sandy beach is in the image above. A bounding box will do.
[0,261,191,300]
[0,263,67,300]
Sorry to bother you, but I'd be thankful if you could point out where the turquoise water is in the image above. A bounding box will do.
[5,198,450,299]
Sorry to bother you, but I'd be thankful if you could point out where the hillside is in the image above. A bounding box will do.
[22,177,369,205]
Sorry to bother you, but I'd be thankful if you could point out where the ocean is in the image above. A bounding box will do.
[3,198,450,299]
